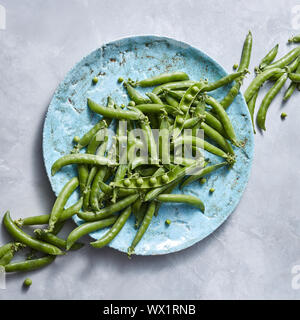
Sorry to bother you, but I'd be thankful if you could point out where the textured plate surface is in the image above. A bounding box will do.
[43,35,254,255]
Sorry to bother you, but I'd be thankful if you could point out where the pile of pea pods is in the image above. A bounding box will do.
[1,32,256,280]
[247,33,300,132]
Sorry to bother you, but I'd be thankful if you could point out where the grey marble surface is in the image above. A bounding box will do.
[0,0,300,300]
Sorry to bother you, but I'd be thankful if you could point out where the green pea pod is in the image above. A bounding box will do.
[152,80,197,95]
[87,98,143,120]
[5,256,55,273]
[123,82,150,104]
[77,194,139,222]
[128,201,156,257]
[0,242,25,258]
[257,44,279,70]
[288,72,300,83]
[156,194,205,212]
[3,212,63,256]
[146,92,164,105]
[203,70,248,92]
[200,122,234,155]
[256,73,288,131]
[205,96,239,147]
[66,216,117,250]
[51,153,116,176]
[91,206,132,248]
[135,71,189,87]
[47,177,79,233]
[263,47,300,71]
[35,230,84,251]
[244,68,284,103]
[172,82,206,139]
[220,31,252,109]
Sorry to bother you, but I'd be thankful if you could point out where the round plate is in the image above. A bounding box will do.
[43,35,254,255]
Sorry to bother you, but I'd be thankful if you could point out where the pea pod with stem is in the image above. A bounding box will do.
[87,98,143,120]
[35,230,84,251]
[256,73,288,130]
[203,69,249,92]
[77,193,139,222]
[51,154,116,176]
[0,242,25,258]
[90,206,132,248]
[66,216,117,250]
[220,31,252,109]
[128,201,156,257]
[47,177,79,233]
[3,212,63,256]
[123,82,150,104]
[283,60,300,100]
[15,197,83,227]
[255,44,279,71]
[156,194,205,212]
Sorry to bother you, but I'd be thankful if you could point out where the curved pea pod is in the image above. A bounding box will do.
[77,193,139,222]
[262,47,300,71]
[87,98,143,120]
[66,216,117,250]
[90,206,132,248]
[145,92,164,105]
[3,212,64,256]
[135,71,189,87]
[244,68,284,103]
[156,194,205,212]
[172,82,206,139]
[47,177,79,233]
[4,256,56,273]
[152,80,197,95]
[256,44,279,71]
[123,82,150,104]
[51,154,116,176]
[256,73,288,131]
[204,96,239,147]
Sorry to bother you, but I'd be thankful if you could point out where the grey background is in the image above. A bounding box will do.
[0,0,300,300]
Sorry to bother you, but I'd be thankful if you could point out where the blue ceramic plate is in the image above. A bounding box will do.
[43,35,254,255]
